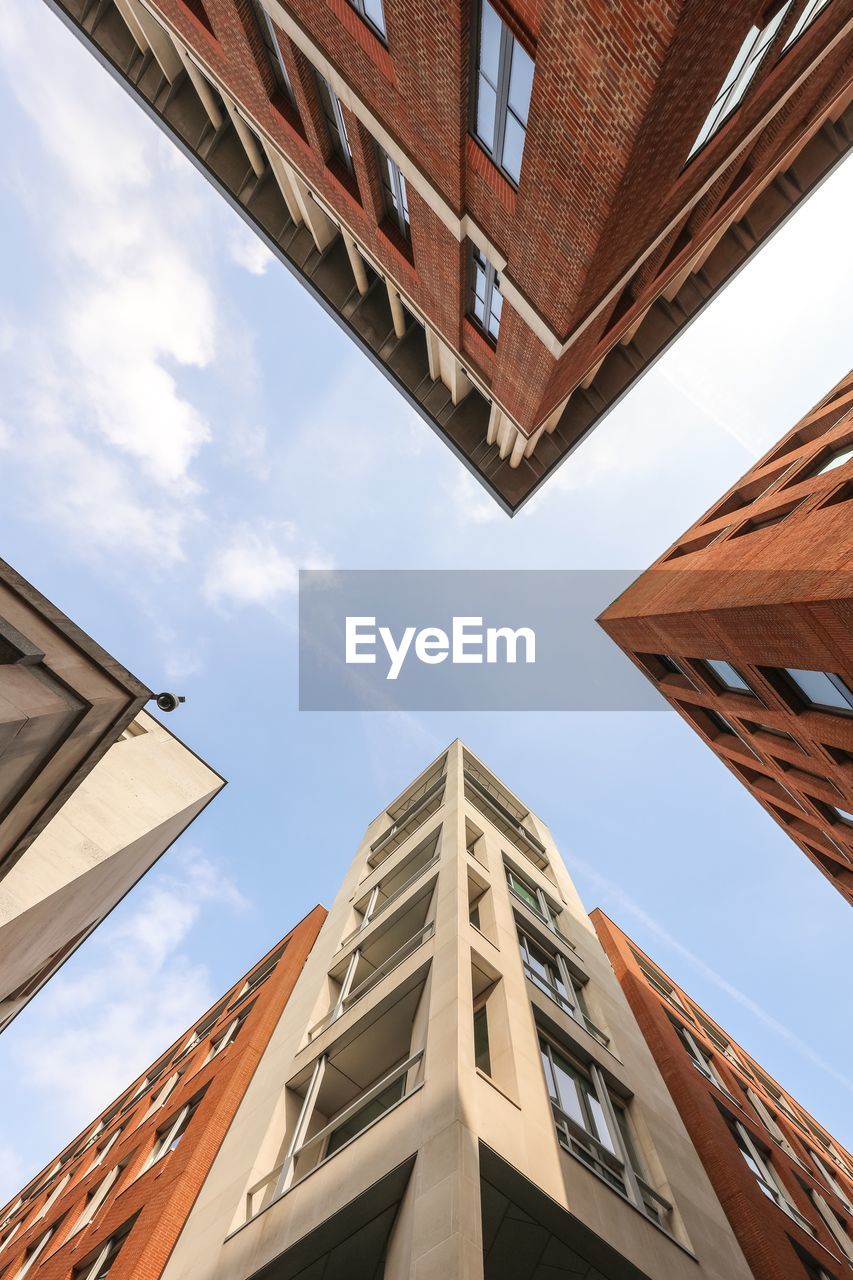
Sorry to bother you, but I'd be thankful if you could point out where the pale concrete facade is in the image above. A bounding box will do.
[160,741,753,1280]
[0,711,224,1032]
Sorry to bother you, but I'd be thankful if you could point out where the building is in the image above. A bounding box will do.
[0,907,326,1280]
[0,559,226,1031]
[96,739,760,1280]
[598,371,853,904]
[0,557,152,880]
[593,912,853,1280]
[43,0,853,512]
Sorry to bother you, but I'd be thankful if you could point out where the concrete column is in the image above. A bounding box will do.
[113,0,150,53]
[343,233,370,296]
[174,45,223,127]
[486,402,501,447]
[262,146,305,226]
[523,425,545,459]
[386,283,407,339]
[223,98,266,177]
[123,0,181,80]
[290,174,339,252]
[509,427,528,469]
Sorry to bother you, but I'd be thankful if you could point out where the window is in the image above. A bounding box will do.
[705,709,739,736]
[473,1005,491,1074]
[703,659,756,695]
[13,1226,54,1279]
[346,0,386,39]
[782,669,853,715]
[316,74,353,172]
[471,0,534,183]
[145,1099,201,1170]
[378,146,410,238]
[783,0,832,50]
[808,442,853,477]
[674,1023,733,1095]
[518,932,606,1044]
[325,1077,405,1156]
[505,866,561,934]
[470,245,503,341]
[250,0,295,102]
[71,1166,122,1235]
[74,1223,132,1280]
[205,1013,246,1062]
[729,1118,812,1229]
[799,1252,835,1280]
[828,804,853,826]
[88,1128,122,1172]
[539,1036,670,1224]
[688,4,793,158]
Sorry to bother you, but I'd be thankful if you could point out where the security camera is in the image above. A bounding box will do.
[152,692,186,713]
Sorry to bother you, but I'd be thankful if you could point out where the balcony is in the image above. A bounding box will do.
[464,770,548,870]
[343,829,440,946]
[368,776,445,867]
[522,962,609,1048]
[246,974,429,1221]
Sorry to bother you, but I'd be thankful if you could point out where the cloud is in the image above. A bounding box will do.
[203,521,332,608]
[7,848,247,1153]
[0,1,217,561]
[228,223,275,276]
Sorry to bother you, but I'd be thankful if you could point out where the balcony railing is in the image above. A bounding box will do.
[552,1103,672,1227]
[340,850,441,948]
[308,923,434,1040]
[522,964,609,1047]
[245,1051,424,1221]
[369,778,445,863]
[464,771,547,867]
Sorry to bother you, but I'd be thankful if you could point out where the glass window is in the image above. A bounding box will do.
[473,1005,491,1074]
[378,146,410,238]
[506,867,542,916]
[316,74,353,172]
[470,244,503,341]
[704,659,755,694]
[809,442,853,477]
[250,0,295,103]
[347,0,386,38]
[688,4,793,158]
[326,1077,404,1155]
[783,669,853,714]
[519,933,571,1010]
[783,0,832,50]
[829,804,853,826]
[472,0,534,183]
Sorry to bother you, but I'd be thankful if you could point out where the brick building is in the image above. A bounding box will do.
[0,906,325,1280]
[593,912,853,1280]
[599,371,853,904]
[44,0,853,511]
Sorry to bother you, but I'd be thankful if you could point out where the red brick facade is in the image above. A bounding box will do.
[44,0,853,509]
[599,372,853,904]
[592,912,853,1280]
[0,906,325,1280]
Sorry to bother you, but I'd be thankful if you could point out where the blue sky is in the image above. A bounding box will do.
[0,0,851,1200]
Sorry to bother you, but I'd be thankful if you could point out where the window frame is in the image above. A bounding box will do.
[377,146,410,239]
[250,0,296,103]
[469,244,503,343]
[783,0,832,51]
[346,0,387,41]
[315,74,354,174]
[470,0,534,185]
[780,669,853,717]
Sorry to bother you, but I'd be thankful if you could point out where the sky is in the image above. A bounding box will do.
[0,0,851,1202]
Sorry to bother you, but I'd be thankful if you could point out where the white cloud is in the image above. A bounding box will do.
[228,223,275,276]
[203,521,332,608]
[447,468,502,525]
[9,848,247,1137]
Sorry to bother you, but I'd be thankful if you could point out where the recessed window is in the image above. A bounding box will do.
[471,0,534,184]
[145,1098,202,1170]
[316,74,353,172]
[346,0,386,39]
[703,659,756,695]
[378,146,410,238]
[688,4,793,158]
[782,669,853,715]
[828,803,853,827]
[250,0,296,103]
[783,0,832,50]
[73,1222,133,1280]
[473,1004,491,1074]
[808,441,853,478]
[470,245,503,342]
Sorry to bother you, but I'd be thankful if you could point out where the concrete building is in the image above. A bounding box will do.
[599,371,853,905]
[593,912,853,1280]
[0,907,326,1280]
[43,0,853,511]
[97,740,756,1279]
[0,559,226,1031]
